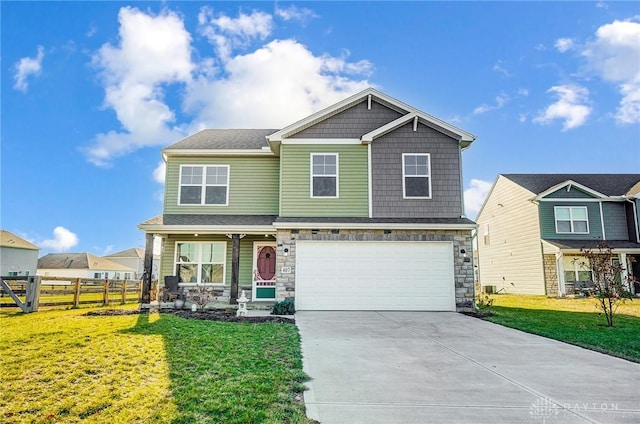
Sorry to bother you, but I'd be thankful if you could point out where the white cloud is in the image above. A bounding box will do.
[596,2,609,9]
[86,7,194,166]
[39,227,79,252]
[473,93,509,115]
[153,161,166,184]
[86,6,374,166]
[464,179,493,218]
[184,38,371,129]
[198,7,273,61]
[555,38,574,53]
[13,46,44,92]
[492,61,512,77]
[534,84,591,130]
[103,245,114,255]
[582,18,640,124]
[275,4,318,23]
[517,88,529,97]
[519,113,528,123]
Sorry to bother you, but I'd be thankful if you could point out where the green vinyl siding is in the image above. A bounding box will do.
[160,235,268,287]
[280,144,369,217]
[602,202,629,240]
[543,186,598,199]
[539,202,603,240]
[164,156,279,215]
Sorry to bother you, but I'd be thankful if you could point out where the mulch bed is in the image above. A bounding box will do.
[460,310,496,318]
[84,308,294,323]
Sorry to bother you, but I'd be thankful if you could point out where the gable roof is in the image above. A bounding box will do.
[104,248,144,259]
[164,129,278,152]
[0,230,39,250]
[267,87,476,147]
[37,253,135,271]
[502,174,640,197]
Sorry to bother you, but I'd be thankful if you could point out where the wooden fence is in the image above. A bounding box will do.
[0,276,158,311]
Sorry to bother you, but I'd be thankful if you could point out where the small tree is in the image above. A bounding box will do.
[577,242,633,327]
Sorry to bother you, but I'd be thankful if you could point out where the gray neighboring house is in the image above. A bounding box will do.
[0,230,40,277]
[103,247,159,279]
[476,174,640,296]
[139,88,478,311]
[37,253,136,279]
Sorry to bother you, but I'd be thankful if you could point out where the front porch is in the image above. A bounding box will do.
[541,239,640,297]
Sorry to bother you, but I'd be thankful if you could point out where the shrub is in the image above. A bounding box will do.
[272,298,295,315]
[476,293,494,310]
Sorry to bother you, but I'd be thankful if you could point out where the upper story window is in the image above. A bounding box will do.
[403,153,431,199]
[175,242,226,284]
[555,206,589,234]
[311,154,338,198]
[179,165,229,206]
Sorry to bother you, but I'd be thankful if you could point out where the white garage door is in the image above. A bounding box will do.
[295,241,455,311]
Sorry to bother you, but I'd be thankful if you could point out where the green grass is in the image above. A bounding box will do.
[482,295,640,362]
[0,305,314,423]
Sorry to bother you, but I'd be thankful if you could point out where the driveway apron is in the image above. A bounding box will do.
[296,311,640,424]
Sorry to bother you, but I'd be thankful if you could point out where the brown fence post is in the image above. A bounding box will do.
[121,280,126,303]
[25,276,41,312]
[103,279,109,305]
[73,278,81,308]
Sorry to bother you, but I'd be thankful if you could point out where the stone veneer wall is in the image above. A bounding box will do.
[543,254,559,296]
[275,229,475,311]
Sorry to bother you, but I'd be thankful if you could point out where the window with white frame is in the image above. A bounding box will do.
[175,242,226,284]
[311,154,338,197]
[555,206,589,234]
[402,153,431,198]
[179,165,229,205]
[563,256,593,282]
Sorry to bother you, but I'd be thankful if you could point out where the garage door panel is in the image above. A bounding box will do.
[295,241,455,311]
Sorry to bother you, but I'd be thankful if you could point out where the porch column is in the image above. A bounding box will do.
[556,252,565,296]
[230,234,241,304]
[141,233,154,305]
[620,253,629,290]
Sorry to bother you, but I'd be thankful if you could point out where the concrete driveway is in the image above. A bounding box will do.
[296,311,640,424]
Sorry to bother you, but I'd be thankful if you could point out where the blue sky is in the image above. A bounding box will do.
[2,1,639,256]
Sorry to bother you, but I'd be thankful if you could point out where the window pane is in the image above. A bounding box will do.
[405,177,429,197]
[313,164,324,174]
[405,164,416,176]
[577,271,592,281]
[181,166,202,184]
[205,186,227,204]
[555,207,570,220]
[180,186,202,204]
[206,166,228,184]
[177,264,198,283]
[325,165,336,175]
[556,221,571,232]
[415,156,428,166]
[324,155,336,165]
[177,243,197,262]
[416,164,428,176]
[312,155,324,166]
[572,208,587,220]
[313,176,337,196]
[573,221,588,233]
[564,271,576,282]
[404,155,416,166]
[202,264,224,284]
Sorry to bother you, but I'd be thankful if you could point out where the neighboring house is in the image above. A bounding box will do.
[139,88,477,311]
[0,230,40,277]
[103,247,159,279]
[37,253,136,279]
[476,174,640,296]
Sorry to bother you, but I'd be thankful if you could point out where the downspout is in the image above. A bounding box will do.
[458,138,466,218]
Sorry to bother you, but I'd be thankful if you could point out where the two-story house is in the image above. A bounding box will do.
[139,88,477,311]
[0,230,39,277]
[476,174,640,296]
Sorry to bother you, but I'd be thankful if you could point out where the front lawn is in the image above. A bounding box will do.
[0,306,314,423]
[482,295,640,362]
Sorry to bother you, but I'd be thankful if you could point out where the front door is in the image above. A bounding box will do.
[253,243,276,301]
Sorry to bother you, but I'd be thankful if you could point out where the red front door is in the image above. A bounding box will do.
[256,246,276,280]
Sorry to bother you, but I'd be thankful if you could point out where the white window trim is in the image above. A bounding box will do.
[402,153,432,199]
[554,206,590,234]
[174,241,227,285]
[178,164,230,206]
[310,153,339,198]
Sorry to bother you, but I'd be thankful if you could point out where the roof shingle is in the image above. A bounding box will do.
[503,174,640,196]
[164,129,279,150]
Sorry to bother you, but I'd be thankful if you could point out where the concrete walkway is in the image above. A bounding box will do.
[296,311,640,424]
